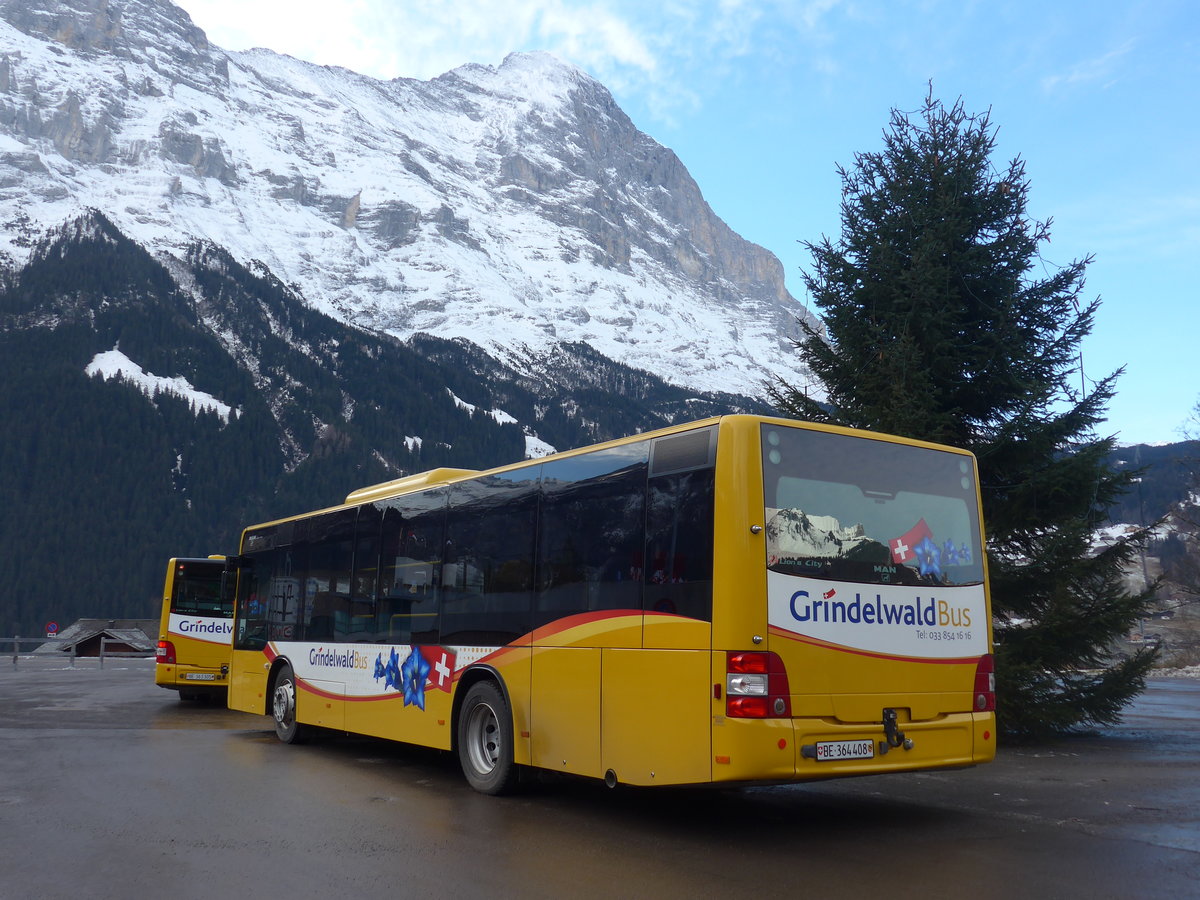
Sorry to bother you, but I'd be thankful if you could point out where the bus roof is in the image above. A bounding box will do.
[242,415,976,538]
[344,468,480,505]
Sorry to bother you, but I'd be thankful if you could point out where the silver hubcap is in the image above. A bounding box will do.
[273,679,295,728]
[464,701,500,775]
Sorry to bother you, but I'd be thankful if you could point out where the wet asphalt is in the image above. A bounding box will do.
[1,657,1197,899]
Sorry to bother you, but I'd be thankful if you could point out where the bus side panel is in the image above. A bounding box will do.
[228,648,268,715]
[301,678,346,731]
[601,648,711,786]
[345,692,454,751]
[530,646,602,777]
[642,616,710,650]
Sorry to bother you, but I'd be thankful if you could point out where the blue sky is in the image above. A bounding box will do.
[178,0,1199,445]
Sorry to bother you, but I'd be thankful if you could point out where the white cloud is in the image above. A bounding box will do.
[1041,40,1135,92]
[177,0,841,126]
[181,0,657,80]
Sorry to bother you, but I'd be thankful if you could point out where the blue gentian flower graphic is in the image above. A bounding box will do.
[914,535,942,579]
[401,648,431,709]
[373,648,407,694]
[943,539,959,566]
[386,648,402,691]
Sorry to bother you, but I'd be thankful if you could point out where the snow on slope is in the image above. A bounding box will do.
[86,346,235,420]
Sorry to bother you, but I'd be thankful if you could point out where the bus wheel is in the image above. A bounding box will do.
[458,681,517,795]
[272,664,309,744]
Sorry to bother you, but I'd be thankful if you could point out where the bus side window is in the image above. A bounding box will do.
[349,505,382,641]
[536,446,648,626]
[377,492,446,645]
[234,551,274,650]
[643,468,715,622]
[442,473,537,645]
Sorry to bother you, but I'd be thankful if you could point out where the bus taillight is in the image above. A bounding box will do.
[157,640,176,665]
[726,651,791,718]
[974,653,995,711]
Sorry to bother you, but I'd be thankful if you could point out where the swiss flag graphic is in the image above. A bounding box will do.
[890,518,933,564]
[419,646,457,693]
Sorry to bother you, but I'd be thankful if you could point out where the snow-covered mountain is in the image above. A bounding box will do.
[765,507,872,560]
[0,0,816,398]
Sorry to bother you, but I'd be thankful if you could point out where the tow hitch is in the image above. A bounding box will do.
[879,707,914,755]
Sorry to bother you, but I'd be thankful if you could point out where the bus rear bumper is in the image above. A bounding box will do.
[711,711,996,784]
[154,664,229,695]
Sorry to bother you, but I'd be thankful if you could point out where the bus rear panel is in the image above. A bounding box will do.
[710,419,994,784]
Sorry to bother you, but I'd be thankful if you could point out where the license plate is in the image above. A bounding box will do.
[815,739,875,762]
[184,673,219,681]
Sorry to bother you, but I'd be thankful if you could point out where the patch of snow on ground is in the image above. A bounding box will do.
[1156,665,1200,679]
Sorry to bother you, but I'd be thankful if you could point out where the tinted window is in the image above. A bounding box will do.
[536,443,648,626]
[234,544,291,650]
[345,505,382,642]
[299,510,357,641]
[170,561,230,616]
[761,425,985,587]
[643,467,714,621]
[377,489,446,644]
[442,469,539,644]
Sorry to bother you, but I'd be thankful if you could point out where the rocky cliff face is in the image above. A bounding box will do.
[0,0,816,398]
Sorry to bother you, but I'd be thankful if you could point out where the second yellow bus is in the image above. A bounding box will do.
[155,556,234,702]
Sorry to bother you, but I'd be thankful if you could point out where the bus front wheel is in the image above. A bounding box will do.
[272,664,310,744]
[458,681,517,795]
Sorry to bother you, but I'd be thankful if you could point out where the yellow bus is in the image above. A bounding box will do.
[155,556,234,702]
[228,415,995,792]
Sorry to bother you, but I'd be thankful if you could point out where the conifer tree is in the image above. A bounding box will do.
[772,90,1157,735]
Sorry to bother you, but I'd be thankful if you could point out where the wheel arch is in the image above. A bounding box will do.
[450,664,510,753]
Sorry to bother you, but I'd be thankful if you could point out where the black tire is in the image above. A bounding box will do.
[457,681,518,795]
[271,663,310,744]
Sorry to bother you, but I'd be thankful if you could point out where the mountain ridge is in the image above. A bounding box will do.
[0,0,817,400]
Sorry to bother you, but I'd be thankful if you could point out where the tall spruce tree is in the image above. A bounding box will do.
[772,91,1158,736]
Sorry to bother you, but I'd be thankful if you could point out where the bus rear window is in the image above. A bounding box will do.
[761,425,984,587]
[171,561,231,617]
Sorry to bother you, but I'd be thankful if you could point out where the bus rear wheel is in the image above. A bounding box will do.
[272,664,310,744]
[458,681,518,795]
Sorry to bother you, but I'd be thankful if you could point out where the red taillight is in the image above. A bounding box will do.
[157,639,176,665]
[973,653,995,712]
[726,651,791,718]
